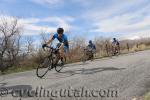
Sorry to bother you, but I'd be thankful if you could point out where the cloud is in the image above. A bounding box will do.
[21,17,74,35]
[120,30,150,40]
[18,17,56,35]
[1,0,150,40]
[82,0,150,40]
[82,0,149,20]
[90,14,150,32]
[0,15,74,36]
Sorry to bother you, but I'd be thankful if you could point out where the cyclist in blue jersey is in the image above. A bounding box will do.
[112,38,119,46]
[112,38,120,55]
[87,40,96,52]
[42,28,69,61]
[85,40,96,60]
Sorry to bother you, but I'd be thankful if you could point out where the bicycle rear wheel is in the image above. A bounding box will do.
[36,57,52,78]
[81,53,87,63]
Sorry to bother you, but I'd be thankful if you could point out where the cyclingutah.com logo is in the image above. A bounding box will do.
[0,86,118,99]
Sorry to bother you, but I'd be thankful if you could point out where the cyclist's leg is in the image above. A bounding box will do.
[58,46,64,65]
[64,46,69,61]
[114,47,116,55]
[112,45,115,55]
[115,45,119,54]
[59,45,68,63]
[115,45,118,54]
[59,45,65,59]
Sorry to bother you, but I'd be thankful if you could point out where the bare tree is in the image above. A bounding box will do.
[0,17,22,71]
[26,36,34,54]
[40,31,50,44]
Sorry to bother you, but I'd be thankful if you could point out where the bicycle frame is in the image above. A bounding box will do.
[44,45,60,65]
[36,45,63,78]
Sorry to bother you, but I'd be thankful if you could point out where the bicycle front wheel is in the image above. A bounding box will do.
[36,57,52,78]
[55,59,64,72]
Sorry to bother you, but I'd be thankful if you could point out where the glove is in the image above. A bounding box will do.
[42,44,47,48]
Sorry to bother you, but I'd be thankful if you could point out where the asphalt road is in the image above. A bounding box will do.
[0,50,150,100]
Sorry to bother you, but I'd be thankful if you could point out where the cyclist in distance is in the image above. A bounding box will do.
[86,40,96,59]
[87,40,96,53]
[112,38,120,55]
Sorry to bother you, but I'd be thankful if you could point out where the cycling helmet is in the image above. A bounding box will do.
[89,40,92,44]
[57,28,64,34]
[113,38,116,41]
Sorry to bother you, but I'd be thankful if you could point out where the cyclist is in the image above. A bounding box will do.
[87,40,96,52]
[42,28,69,62]
[112,38,120,55]
[86,40,96,59]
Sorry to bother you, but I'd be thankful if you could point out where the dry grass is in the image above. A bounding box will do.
[66,37,150,63]
[2,37,150,74]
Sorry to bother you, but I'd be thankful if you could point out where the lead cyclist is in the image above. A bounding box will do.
[42,28,69,64]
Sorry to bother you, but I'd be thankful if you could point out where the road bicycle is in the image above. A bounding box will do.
[81,48,94,63]
[36,44,65,78]
[111,44,120,56]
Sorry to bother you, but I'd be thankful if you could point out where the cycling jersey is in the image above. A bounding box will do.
[88,43,96,50]
[52,33,69,48]
[112,40,119,45]
[52,33,69,53]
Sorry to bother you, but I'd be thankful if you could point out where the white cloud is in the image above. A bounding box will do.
[83,0,148,20]
[90,14,150,33]
[42,16,73,31]
[21,17,73,35]
[19,18,41,24]
[1,0,150,40]
[120,30,150,40]
[83,0,150,40]
[0,15,74,36]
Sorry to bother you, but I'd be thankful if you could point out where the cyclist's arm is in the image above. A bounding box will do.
[59,42,64,49]
[58,39,67,49]
[46,35,54,45]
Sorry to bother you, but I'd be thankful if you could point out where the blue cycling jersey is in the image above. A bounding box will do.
[112,40,119,45]
[52,33,69,48]
[88,43,96,50]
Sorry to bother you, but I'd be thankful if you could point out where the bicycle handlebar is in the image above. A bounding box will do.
[42,45,53,51]
[43,45,59,51]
